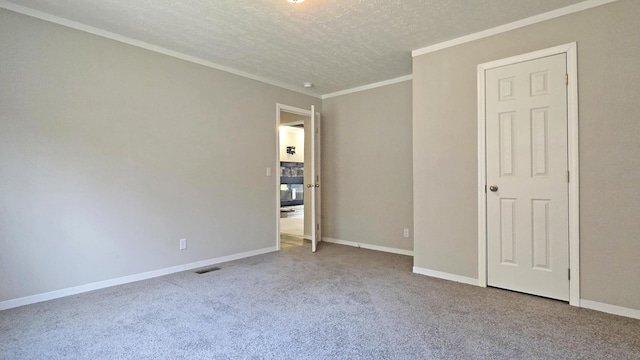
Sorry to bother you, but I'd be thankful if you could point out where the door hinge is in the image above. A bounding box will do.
[485,184,487,193]
[567,171,570,183]
[568,268,571,280]
[316,223,320,231]
[565,74,568,86]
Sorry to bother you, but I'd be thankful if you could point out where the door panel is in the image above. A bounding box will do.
[500,198,517,265]
[486,54,569,301]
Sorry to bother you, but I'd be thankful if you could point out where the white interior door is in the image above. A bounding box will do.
[309,106,322,252]
[486,54,569,301]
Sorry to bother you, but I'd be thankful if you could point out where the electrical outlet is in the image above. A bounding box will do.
[179,238,187,250]
[266,167,271,176]
[403,228,410,238]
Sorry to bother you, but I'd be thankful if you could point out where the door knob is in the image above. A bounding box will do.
[314,184,320,188]
[489,185,498,192]
[307,184,313,188]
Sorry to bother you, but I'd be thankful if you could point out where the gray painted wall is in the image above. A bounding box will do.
[413,0,640,310]
[322,81,413,252]
[3,0,638,313]
[0,9,320,302]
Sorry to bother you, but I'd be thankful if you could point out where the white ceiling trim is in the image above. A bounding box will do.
[412,0,619,57]
[0,0,323,99]
[321,75,412,100]
[2,0,608,100]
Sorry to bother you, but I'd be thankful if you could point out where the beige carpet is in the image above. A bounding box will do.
[1,242,638,359]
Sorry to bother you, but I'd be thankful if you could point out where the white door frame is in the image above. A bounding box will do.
[276,103,312,250]
[477,42,580,306]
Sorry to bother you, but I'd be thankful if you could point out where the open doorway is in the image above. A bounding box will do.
[277,106,311,250]
[279,121,305,248]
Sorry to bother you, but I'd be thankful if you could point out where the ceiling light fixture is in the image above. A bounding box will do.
[288,0,304,3]
[303,82,313,88]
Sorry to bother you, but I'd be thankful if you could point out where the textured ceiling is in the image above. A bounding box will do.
[3,0,588,96]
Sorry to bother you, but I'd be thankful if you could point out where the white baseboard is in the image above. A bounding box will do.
[580,299,640,320]
[413,266,479,286]
[0,246,277,311]
[322,237,414,256]
[411,267,640,319]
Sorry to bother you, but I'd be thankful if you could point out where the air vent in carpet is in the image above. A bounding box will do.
[195,266,220,274]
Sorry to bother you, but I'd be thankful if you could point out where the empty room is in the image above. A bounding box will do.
[1,0,638,358]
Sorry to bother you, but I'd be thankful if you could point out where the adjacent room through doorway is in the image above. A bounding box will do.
[278,109,311,249]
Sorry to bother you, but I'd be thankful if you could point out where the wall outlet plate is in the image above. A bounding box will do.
[179,238,187,250]
[403,228,410,238]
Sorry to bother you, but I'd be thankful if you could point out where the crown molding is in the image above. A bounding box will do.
[2,0,617,100]
[0,1,322,99]
[321,75,412,100]
[412,0,619,57]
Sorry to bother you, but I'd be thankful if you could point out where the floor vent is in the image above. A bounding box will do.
[195,266,221,275]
